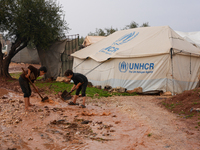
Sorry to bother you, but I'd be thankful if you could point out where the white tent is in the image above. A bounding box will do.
[82,36,105,47]
[71,26,200,94]
[175,31,200,48]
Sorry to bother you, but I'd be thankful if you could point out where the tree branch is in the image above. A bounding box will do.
[13,41,28,55]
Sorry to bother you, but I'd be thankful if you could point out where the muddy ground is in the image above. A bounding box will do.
[0,63,199,150]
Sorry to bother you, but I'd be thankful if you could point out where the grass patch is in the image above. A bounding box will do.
[10,72,22,79]
[10,72,138,98]
[35,81,138,98]
[35,81,71,94]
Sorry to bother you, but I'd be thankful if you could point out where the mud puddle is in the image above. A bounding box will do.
[0,88,151,150]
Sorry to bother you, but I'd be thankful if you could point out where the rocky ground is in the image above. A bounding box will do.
[0,63,199,150]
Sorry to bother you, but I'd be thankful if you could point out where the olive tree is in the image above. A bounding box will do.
[0,0,68,78]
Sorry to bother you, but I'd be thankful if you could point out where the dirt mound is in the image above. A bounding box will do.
[0,78,20,92]
[161,88,200,129]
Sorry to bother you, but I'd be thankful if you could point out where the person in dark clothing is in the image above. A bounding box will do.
[64,69,88,108]
[19,65,47,111]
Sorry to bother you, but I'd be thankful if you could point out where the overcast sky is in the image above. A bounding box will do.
[57,0,200,37]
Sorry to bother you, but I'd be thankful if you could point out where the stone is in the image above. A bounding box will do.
[104,85,112,90]
[94,85,102,89]
[56,77,70,82]
[94,93,99,97]
[161,91,172,96]
[87,82,93,87]
[118,87,127,93]
[127,87,143,93]
[2,96,8,99]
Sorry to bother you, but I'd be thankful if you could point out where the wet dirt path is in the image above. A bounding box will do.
[0,88,199,150]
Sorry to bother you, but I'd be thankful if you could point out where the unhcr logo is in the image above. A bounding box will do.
[119,61,154,74]
[113,31,139,46]
[119,61,128,73]
[99,31,139,55]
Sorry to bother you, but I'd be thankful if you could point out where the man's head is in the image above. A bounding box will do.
[64,69,73,79]
[39,66,47,76]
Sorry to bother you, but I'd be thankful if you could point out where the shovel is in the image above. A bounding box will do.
[61,83,83,101]
[21,68,49,102]
[61,88,76,100]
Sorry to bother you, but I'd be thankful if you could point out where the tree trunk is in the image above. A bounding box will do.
[0,42,3,76]
[0,38,28,78]
[2,56,12,78]
[0,53,13,78]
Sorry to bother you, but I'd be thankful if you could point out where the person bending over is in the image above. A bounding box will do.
[19,65,47,111]
[64,69,88,108]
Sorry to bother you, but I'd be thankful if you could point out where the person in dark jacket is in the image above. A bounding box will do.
[64,69,88,108]
[19,65,47,111]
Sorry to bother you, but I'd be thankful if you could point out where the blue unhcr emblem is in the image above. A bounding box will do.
[118,61,154,74]
[99,31,139,55]
[119,61,128,73]
[113,32,139,46]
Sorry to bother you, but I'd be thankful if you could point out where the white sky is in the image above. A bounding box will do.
[57,0,200,37]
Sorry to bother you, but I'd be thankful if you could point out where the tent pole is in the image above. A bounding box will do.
[190,53,191,74]
[170,48,174,95]
[73,57,89,71]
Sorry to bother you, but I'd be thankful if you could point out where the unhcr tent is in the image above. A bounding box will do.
[71,26,200,94]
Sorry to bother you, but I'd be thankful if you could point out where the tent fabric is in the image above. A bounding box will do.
[82,36,105,47]
[72,26,200,94]
[175,31,200,48]
[37,40,66,79]
[11,47,40,64]
[72,26,200,62]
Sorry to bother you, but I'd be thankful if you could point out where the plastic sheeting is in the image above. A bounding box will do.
[37,40,66,79]
[11,47,40,64]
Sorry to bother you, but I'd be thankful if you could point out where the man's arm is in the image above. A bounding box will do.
[75,82,83,90]
[25,69,31,78]
[71,84,76,92]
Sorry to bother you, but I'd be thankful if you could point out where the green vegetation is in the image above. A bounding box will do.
[193,102,199,105]
[35,81,137,98]
[10,72,22,79]
[185,113,194,119]
[0,0,68,78]
[10,72,137,98]
[147,133,152,137]
[88,21,150,36]
[162,102,176,109]
[179,110,185,115]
